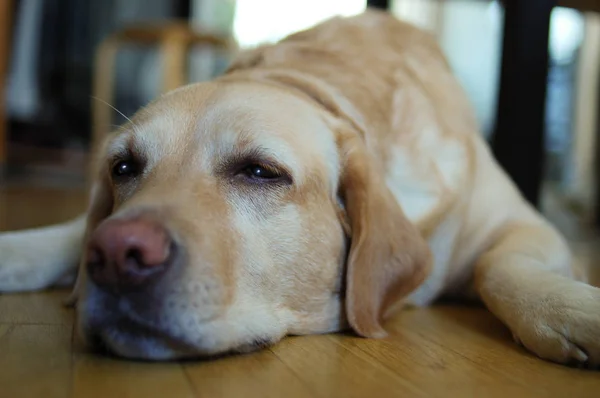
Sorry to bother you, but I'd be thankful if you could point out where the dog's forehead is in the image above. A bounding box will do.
[112,81,340,183]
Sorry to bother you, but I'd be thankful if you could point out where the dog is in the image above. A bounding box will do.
[1,10,598,366]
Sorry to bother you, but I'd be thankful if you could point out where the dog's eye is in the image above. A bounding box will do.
[224,153,292,185]
[243,165,280,180]
[112,160,138,178]
[244,165,280,180]
[237,164,287,182]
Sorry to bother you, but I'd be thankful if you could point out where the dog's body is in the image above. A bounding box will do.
[1,10,599,366]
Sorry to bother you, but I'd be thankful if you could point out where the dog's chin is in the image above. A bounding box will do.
[77,285,282,361]
[81,314,278,361]
[86,327,276,361]
[85,321,206,361]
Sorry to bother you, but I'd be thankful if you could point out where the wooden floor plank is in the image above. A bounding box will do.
[0,289,73,325]
[0,186,86,231]
[388,306,600,395]
[330,329,535,397]
[0,324,72,398]
[270,334,426,398]
[184,349,315,398]
[72,351,195,398]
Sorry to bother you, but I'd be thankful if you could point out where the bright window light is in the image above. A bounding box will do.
[233,0,367,48]
[550,7,584,65]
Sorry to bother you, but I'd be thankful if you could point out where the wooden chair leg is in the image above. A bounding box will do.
[595,55,600,229]
[0,0,14,177]
[366,0,389,9]
[160,31,188,93]
[91,38,120,155]
[491,0,556,207]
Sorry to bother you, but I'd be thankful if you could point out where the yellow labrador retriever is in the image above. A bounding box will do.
[1,10,598,366]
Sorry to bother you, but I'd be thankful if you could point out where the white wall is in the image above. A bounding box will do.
[437,1,503,138]
[568,13,600,216]
[393,0,503,138]
[231,0,366,48]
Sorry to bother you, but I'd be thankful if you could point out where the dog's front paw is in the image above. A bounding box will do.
[510,284,600,369]
[0,232,51,292]
[0,225,81,293]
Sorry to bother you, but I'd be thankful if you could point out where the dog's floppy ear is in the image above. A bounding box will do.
[338,129,432,338]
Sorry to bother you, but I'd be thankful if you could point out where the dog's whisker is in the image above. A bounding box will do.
[91,96,140,132]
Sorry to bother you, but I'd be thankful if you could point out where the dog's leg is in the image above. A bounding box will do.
[474,221,600,367]
[0,215,86,292]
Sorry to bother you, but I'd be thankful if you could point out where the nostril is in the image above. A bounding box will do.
[123,245,168,270]
[125,248,145,268]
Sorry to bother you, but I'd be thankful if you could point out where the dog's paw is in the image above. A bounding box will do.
[0,225,81,293]
[0,232,53,292]
[510,284,600,369]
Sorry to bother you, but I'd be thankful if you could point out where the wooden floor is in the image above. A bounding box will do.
[1,184,600,398]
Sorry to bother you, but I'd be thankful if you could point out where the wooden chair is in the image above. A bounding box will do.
[91,21,233,152]
[0,0,14,178]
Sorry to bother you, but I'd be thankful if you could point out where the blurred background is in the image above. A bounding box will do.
[0,0,599,253]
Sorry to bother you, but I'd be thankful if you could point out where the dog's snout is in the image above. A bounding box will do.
[87,217,173,290]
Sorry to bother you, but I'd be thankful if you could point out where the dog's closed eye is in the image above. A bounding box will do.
[238,163,285,182]
[223,149,293,186]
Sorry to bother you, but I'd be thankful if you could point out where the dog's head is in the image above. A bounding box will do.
[75,77,431,360]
